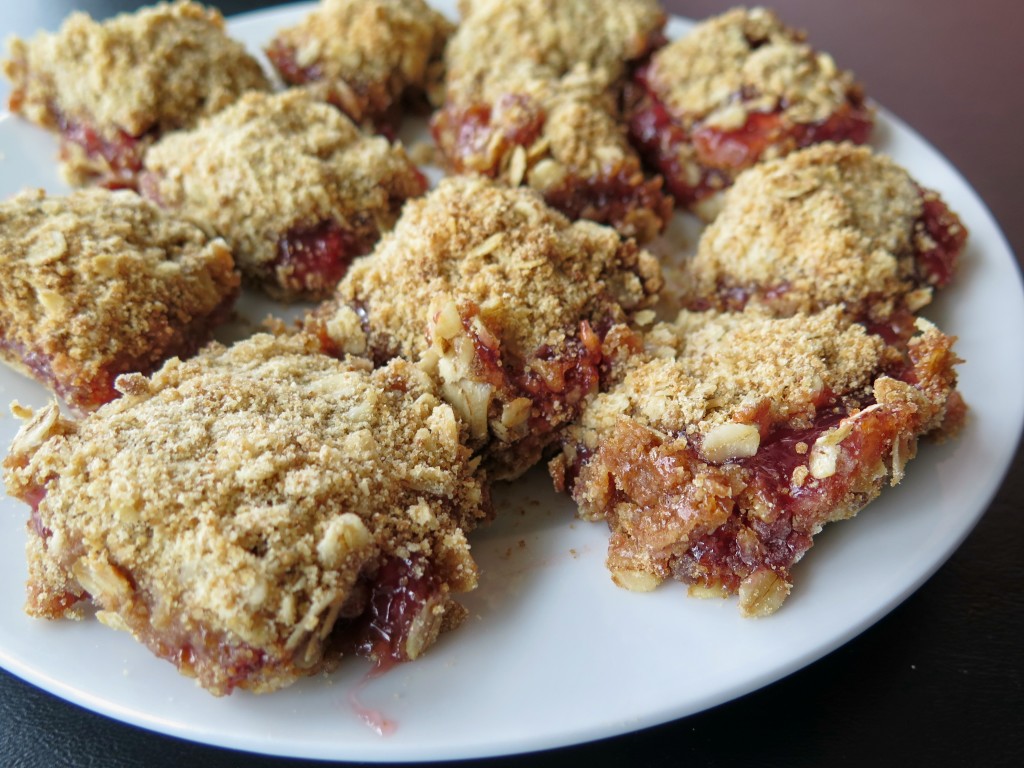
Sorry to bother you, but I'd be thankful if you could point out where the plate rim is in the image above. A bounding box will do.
[0,1,1022,761]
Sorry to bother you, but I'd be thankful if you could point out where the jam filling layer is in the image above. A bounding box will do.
[627,69,873,205]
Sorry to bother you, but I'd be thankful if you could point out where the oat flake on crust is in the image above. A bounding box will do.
[0,188,239,412]
[142,89,426,301]
[684,143,933,318]
[3,333,488,695]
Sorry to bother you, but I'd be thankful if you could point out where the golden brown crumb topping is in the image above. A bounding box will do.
[582,306,886,444]
[2,1,269,138]
[3,333,487,693]
[0,188,239,410]
[647,7,860,130]
[446,0,665,92]
[142,89,426,300]
[268,0,453,116]
[314,174,661,362]
[684,143,931,318]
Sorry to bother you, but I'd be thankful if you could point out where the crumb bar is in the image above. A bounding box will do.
[551,307,965,616]
[627,7,873,218]
[305,175,662,479]
[0,188,239,412]
[140,89,427,302]
[2,1,270,187]
[266,0,453,137]
[3,333,489,695]
[682,143,968,335]
[433,0,671,241]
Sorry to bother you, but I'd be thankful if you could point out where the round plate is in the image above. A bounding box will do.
[0,2,1021,762]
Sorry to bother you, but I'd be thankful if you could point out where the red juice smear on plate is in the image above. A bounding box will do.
[347,658,399,736]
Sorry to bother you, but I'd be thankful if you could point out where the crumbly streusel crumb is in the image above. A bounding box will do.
[266,0,453,132]
[434,0,670,240]
[684,143,936,318]
[315,174,660,361]
[0,188,239,412]
[141,89,426,301]
[446,0,665,91]
[3,333,488,695]
[627,7,872,214]
[2,1,270,184]
[581,305,886,443]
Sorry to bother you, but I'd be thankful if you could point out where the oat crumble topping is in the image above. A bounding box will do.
[553,308,965,615]
[307,174,661,477]
[627,7,873,216]
[582,306,885,442]
[445,0,665,90]
[314,174,660,363]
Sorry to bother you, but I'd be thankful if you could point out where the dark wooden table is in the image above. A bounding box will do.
[2,2,1022,766]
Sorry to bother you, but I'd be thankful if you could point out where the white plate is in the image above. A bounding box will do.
[1,2,1022,762]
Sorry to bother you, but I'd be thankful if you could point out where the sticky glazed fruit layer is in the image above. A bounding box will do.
[272,219,378,302]
[430,96,671,242]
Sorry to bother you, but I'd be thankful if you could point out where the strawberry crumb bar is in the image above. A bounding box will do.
[2,1,270,187]
[627,7,873,218]
[3,333,489,695]
[432,0,671,242]
[305,175,662,479]
[550,307,965,616]
[681,143,968,337]
[0,188,239,413]
[266,0,453,137]
[140,89,427,301]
